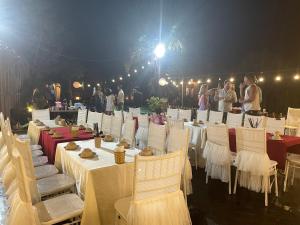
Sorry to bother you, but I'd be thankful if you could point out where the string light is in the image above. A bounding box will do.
[258,77,264,82]
[87,84,91,87]
[147,61,151,65]
[229,77,235,82]
[188,81,192,85]
[197,80,202,84]
[218,78,221,81]
[127,73,131,77]
[112,79,115,83]
[275,75,282,82]
[206,79,211,83]
[119,77,123,81]
[294,74,300,80]
[134,69,138,73]
[180,81,184,85]
[97,83,100,87]
[141,66,144,69]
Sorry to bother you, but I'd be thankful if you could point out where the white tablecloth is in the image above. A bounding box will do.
[55,139,141,225]
[27,120,61,144]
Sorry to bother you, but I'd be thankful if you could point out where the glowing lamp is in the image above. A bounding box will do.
[158,78,168,86]
[154,43,166,58]
[294,74,300,80]
[275,76,282,82]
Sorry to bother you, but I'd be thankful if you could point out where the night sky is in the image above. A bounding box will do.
[1,0,300,80]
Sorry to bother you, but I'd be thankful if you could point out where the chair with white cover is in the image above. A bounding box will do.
[76,109,88,126]
[244,114,266,128]
[265,117,285,134]
[233,127,278,206]
[114,151,191,225]
[203,124,232,194]
[135,114,149,149]
[111,116,123,140]
[102,114,112,135]
[226,112,243,128]
[167,127,193,196]
[87,111,103,130]
[167,108,179,120]
[286,107,300,135]
[167,118,184,132]
[197,110,208,122]
[208,111,223,124]
[147,122,167,155]
[123,111,133,121]
[114,110,123,119]
[32,108,50,121]
[129,107,141,117]
[178,109,192,122]
[122,119,136,147]
[283,154,300,192]
[6,152,83,225]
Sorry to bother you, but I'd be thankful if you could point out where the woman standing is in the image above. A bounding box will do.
[198,84,209,111]
[105,89,115,115]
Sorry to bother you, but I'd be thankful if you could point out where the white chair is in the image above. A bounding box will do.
[167,118,184,131]
[178,109,192,122]
[32,108,50,121]
[147,122,167,155]
[226,112,243,128]
[265,117,285,134]
[129,107,141,117]
[208,111,223,124]
[167,127,192,197]
[284,154,300,192]
[203,124,232,194]
[233,127,278,206]
[114,151,191,225]
[286,107,300,128]
[6,152,83,225]
[87,111,103,130]
[167,108,179,120]
[123,111,133,121]
[197,110,208,122]
[122,119,136,147]
[102,114,112,135]
[77,109,88,126]
[114,110,123,119]
[244,114,266,128]
[111,116,123,140]
[135,114,149,149]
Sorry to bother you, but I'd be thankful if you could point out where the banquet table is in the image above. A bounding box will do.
[27,120,61,144]
[39,127,94,164]
[229,128,300,169]
[55,139,140,225]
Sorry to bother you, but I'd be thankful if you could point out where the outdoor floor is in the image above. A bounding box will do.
[0,167,299,225]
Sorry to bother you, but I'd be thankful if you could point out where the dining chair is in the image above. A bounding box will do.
[123,111,133,121]
[114,151,191,225]
[167,127,192,197]
[244,114,266,128]
[76,109,88,126]
[135,114,149,149]
[167,118,184,132]
[6,152,84,225]
[286,107,300,128]
[265,117,285,134]
[102,114,113,135]
[167,108,179,120]
[197,110,208,122]
[234,127,278,206]
[178,109,192,122]
[147,122,167,155]
[111,116,123,140]
[32,108,50,121]
[203,124,232,194]
[129,107,141,117]
[283,154,300,192]
[122,119,136,147]
[226,112,243,128]
[87,111,103,130]
[208,111,223,124]
[114,110,123,119]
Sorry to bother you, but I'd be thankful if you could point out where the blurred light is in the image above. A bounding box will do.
[180,81,184,85]
[75,96,80,100]
[127,73,131,77]
[176,85,179,88]
[197,80,202,84]
[141,66,145,69]
[134,69,137,73]
[154,43,166,58]
[294,74,300,80]
[188,81,192,85]
[112,79,115,83]
[119,77,123,81]
[275,75,282,82]
[147,61,151,65]
[97,83,100,87]
[125,96,129,100]
[206,79,211,83]
[27,106,33,113]
[73,81,82,89]
[167,77,171,80]
[172,81,177,86]
[159,78,168,86]
[87,84,91,87]
[258,77,264,82]
[218,78,221,81]
[229,77,235,82]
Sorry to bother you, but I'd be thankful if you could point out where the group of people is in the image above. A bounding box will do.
[93,85,124,114]
[198,74,262,116]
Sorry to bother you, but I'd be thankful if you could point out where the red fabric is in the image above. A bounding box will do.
[229,128,300,169]
[39,127,93,164]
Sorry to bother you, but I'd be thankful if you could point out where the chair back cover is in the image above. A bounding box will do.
[167,108,179,120]
[178,109,192,122]
[226,112,243,128]
[77,109,87,125]
[167,128,189,154]
[208,111,223,124]
[244,114,266,128]
[236,127,266,154]
[265,117,285,134]
[102,114,112,134]
[129,107,141,117]
[32,109,50,121]
[147,122,166,154]
[122,119,136,146]
[138,114,149,128]
[286,107,300,128]
[123,111,133,121]
[206,124,229,147]
[114,110,123,119]
[167,118,184,131]
[111,116,123,139]
[197,110,208,122]
[87,111,103,129]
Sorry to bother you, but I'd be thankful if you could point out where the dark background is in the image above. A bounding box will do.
[1,0,300,113]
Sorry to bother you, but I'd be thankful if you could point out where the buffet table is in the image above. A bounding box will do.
[55,139,140,225]
[39,127,94,163]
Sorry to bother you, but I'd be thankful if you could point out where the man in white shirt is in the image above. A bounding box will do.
[214,80,237,112]
[117,85,125,110]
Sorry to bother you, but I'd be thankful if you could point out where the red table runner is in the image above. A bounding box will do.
[39,127,94,164]
[229,128,300,169]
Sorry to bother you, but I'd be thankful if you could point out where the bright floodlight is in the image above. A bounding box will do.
[154,43,166,58]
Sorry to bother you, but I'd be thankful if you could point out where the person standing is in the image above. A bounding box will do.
[94,87,105,113]
[116,85,125,110]
[105,89,115,115]
[239,74,261,115]
[198,84,209,111]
